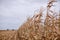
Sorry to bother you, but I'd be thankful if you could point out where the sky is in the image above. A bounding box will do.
[0,0,60,30]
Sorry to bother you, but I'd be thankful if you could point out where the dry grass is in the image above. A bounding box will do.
[0,30,18,40]
[0,0,60,40]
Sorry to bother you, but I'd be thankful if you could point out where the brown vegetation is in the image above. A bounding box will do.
[0,0,60,40]
[0,30,18,40]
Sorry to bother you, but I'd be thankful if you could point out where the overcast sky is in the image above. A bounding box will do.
[0,0,60,30]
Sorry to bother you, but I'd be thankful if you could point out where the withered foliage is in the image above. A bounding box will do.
[0,0,60,40]
[18,0,60,40]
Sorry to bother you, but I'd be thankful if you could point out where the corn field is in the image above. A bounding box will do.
[0,0,60,40]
